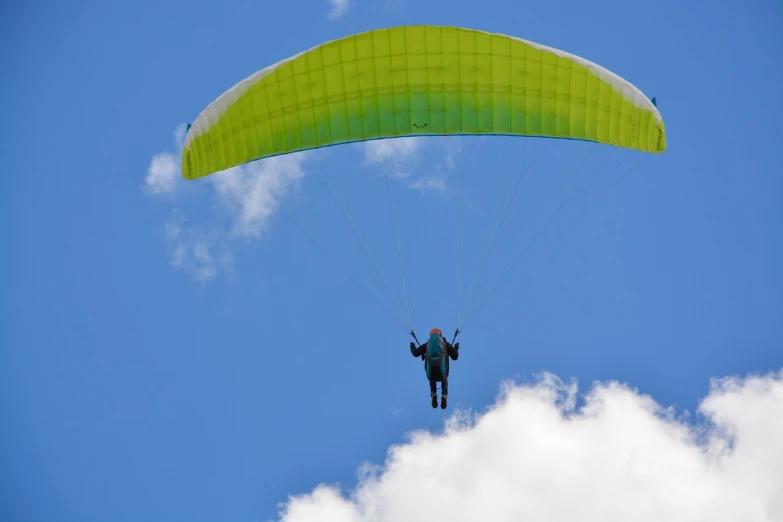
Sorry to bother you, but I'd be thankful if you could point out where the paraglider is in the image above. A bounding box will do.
[410,328,460,409]
[181,25,667,407]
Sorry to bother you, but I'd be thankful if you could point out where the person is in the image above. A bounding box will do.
[410,328,459,409]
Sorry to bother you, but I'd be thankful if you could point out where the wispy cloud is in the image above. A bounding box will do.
[145,125,311,282]
[173,123,188,149]
[144,124,188,195]
[145,153,179,195]
[364,136,473,194]
[363,137,423,179]
[409,175,447,193]
[164,210,234,283]
[211,153,309,239]
[147,127,469,281]
[408,138,466,194]
[275,369,783,522]
[327,0,351,20]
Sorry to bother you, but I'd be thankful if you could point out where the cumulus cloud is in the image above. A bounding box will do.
[327,0,351,20]
[275,369,783,522]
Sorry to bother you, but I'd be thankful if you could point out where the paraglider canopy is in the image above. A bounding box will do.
[181,25,665,180]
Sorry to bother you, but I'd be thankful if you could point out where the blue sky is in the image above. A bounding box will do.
[2,1,782,521]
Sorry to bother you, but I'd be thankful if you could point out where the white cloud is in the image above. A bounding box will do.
[363,137,423,179]
[145,152,179,195]
[362,137,476,193]
[173,123,188,150]
[407,138,465,193]
[409,175,447,193]
[164,210,234,282]
[146,124,312,282]
[211,153,309,239]
[275,369,783,522]
[144,125,188,195]
[327,0,351,20]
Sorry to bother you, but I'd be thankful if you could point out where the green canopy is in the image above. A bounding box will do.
[182,25,665,180]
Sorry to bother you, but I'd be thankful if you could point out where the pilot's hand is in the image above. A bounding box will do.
[410,342,416,350]
[454,343,460,351]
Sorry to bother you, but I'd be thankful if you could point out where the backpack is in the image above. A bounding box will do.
[425,332,448,381]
